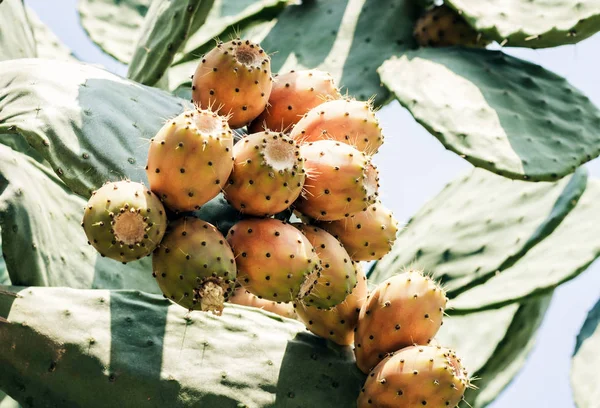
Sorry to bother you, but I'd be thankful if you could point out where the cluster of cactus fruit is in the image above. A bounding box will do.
[81,37,471,407]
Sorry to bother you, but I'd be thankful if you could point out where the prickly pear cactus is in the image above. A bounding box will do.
[2,2,600,408]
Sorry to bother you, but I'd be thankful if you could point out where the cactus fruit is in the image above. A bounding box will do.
[223,131,306,216]
[226,218,321,302]
[295,264,368,345]
[228,285,297,320]
[318,201,399,261]
[248,69,342,133]
[146,108,234,212]
[357,345,470,408]
[295,140,379,221]
[290,99,384,155]
[354,270,447,373]
[152,217,236,315]
[82,180,167,263]
[191,38,273,129]
[413,5,490,48]
[293,223,357,309]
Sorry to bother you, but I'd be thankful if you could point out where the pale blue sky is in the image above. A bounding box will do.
[27,1,600,407]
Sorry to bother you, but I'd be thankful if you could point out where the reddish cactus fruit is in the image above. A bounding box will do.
[295,140,379,221]
[295,263,368,345]
[223,131,305,216]
[226,218,321,302]
[191,38,273,129]
[82,180,167,263]
[146,108,234,212]
[413,5,490,48]
[290,99,384,155]
[318,201,399,261]
[229,285,297,320]
[354,270,447,374]
[357,345,470,408]
[248,69,341,133]
[152,217,236,316]
[293,223,357,309]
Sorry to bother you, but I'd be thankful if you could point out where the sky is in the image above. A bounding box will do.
[26,1,600,407]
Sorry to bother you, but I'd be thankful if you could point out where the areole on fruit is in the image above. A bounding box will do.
[224,131,306,216]
[191,38,273,129]
[146,108,234,212]
[81,180,167,263]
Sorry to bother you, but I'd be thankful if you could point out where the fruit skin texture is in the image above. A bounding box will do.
[357,345,470,408]
[229,285,297,320]
[191,39,272,129]
[82,180,167,263]
[295,264,368,345]
[248,69,341,133]
[354,270,447,374]
[292,223,357,309]
[295,140,379,221]
[226,218,321,302]
[146,108,234,212]
[290,99,384,155]
[224,131,306,216]
[318,201,399,261]
[152,217,236,315]
[413,5,490,48]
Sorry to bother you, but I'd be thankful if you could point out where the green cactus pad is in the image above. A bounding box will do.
[78,0,150,63]
[446,0,600,48]
[450,179,600,313]
[378,48,600,181]
[438,295,551,408]
[0,392,18,408]
[370,167,587,294]
[0,236,8,286]
[0,144,158,293]
[572,296,600,408]
[0,0,36,61]
[127,0,215,86]
[0,58,187,197]
[253,0,420,105]
[0,286,365,407]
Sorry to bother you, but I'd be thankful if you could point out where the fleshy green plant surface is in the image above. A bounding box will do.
[26,6,76,61]
[78,0,150,63]
[446,0,600,48]
[572,297,600,408]
[0,144,157,292]
[0,286,364,408]
[450,180,600,313]
[0,58,187,197]
[378,48,600,181]
[127,0,215,86]
[0,0,36,60]
[370,167,587,294]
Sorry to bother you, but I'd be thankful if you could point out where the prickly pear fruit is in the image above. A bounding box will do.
[226,218,321,302]
[293,224,357,309]
[295,264,368,345]
[354,270,447,373]
[290,99,384,155]
[413,5,490,48]
[229,285,297,320]
[82,180,167,263]
[295,140,379,221]
[248,69,341,133]
[152,217,236,315]
[318,201,399,261]
[191,38,272,129]
[357,345,470,408]
[146,108,234,212]
[224,131,306,216]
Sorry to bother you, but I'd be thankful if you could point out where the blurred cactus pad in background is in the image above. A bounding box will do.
[2,0,600,407]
